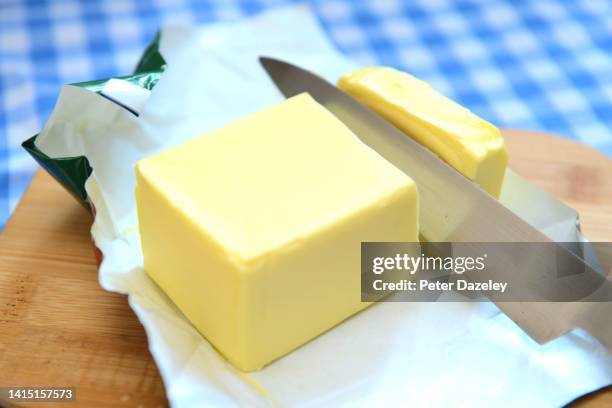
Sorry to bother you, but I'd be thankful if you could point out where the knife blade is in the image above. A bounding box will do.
[259,57,612,350]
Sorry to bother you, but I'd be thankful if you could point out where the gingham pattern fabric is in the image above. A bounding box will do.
[2,0,612,230]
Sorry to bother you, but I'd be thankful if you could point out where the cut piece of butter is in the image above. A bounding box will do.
[135,93,418,371]
[338,67,509,198]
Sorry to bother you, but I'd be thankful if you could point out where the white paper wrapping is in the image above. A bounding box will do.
[34,5,611,407]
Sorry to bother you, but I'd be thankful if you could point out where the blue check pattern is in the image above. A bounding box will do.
[2,0,612,229]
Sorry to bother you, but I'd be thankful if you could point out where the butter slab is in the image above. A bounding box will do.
[338,67,509,198]
[135,93,418,371]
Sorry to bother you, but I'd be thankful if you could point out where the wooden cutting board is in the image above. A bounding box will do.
[0,130,610,407]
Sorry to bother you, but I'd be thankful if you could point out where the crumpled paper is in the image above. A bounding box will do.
[33,5,611,407]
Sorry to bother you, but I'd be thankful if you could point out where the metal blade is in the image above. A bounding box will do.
[259,57,612,349]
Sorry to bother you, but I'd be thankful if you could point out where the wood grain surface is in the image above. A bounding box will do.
[0,130,610,407]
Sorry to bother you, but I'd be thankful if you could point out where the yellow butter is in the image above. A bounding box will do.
[338,67,508,198]
[135,93,418,371]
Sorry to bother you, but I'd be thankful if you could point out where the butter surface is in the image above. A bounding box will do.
[135,93,418,371]
[338,67,508,198]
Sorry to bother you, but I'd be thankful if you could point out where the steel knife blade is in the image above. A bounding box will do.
[259,56,612,350]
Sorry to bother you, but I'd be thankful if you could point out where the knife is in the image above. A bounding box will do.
[259,57,612,350]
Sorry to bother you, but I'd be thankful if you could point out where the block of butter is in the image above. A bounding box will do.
[338,67,508,198]
[135,93,418,371]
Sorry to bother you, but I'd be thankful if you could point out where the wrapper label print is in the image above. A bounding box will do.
[362,242,612,302]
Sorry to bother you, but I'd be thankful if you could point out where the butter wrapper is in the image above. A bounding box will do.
[23,5,611,407]
[22,39,164,212]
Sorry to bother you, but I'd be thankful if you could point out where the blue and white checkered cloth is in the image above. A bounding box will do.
[2,0,612,230]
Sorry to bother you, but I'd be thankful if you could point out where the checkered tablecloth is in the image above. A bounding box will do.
[2,0,612,230]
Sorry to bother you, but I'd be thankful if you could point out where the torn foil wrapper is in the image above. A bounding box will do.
[23,5,611,407]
